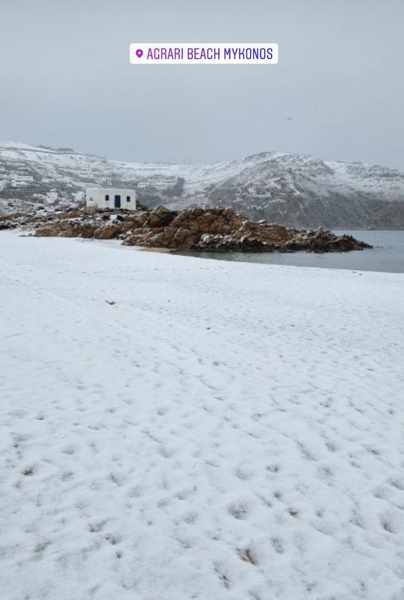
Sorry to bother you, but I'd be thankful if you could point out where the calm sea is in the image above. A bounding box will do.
[183,231,404,274]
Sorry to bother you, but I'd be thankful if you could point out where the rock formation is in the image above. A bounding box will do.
[1,206,371,253]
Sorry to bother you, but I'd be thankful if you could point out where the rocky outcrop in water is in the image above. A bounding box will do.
[121,207,370,252]
[2,206,371,253]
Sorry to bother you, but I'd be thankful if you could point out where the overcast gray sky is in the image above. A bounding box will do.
[1,0,403,167]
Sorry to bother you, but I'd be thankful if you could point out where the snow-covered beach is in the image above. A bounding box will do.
[1,230,404,600]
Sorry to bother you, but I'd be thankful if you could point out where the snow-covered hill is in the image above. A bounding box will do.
[1,142,404,227]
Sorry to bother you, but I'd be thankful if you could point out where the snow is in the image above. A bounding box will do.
[1,231,404,600]
[2,141,404,209]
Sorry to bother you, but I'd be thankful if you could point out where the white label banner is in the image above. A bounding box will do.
[129,43,279,65]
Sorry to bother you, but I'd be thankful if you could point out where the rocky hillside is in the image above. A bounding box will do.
[0,207,371,253]
[1,142,404,228]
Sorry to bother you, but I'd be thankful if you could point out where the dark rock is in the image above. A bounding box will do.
[2,206,371,254]
[145,206,177,228]
[93,224,123,240]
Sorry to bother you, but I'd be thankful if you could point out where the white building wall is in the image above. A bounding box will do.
[86,188,137,210]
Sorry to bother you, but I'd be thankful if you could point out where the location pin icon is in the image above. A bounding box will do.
[136,49,143,58]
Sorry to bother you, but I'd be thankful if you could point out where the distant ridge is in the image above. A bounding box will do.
[1,142,404,228]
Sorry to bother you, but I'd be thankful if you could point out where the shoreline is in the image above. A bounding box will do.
[9,231,403,276]
[84,232,403,276]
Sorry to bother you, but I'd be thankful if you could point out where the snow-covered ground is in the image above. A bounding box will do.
[1,231,404,600]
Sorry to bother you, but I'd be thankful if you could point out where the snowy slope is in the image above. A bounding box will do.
[1,231,404,599]
[1,142,404,227]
